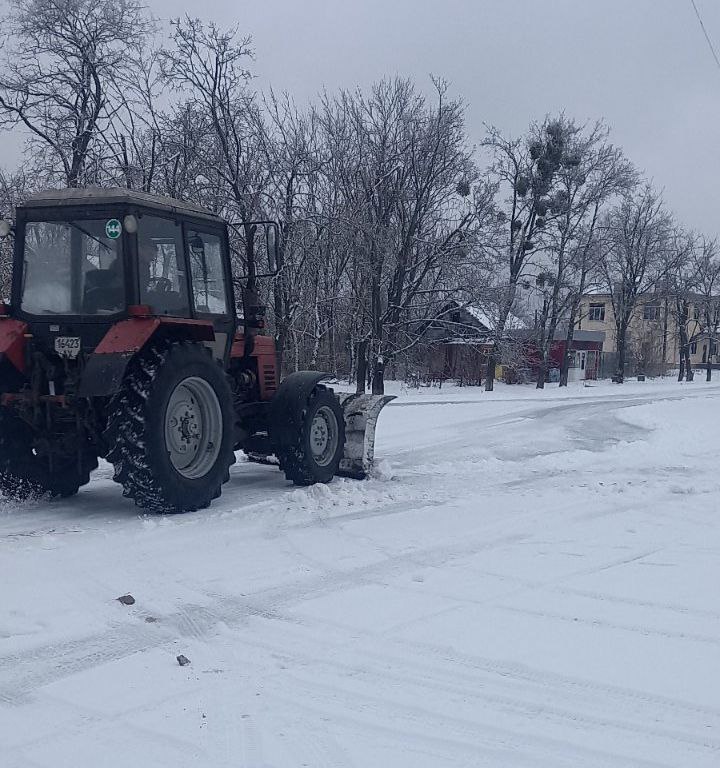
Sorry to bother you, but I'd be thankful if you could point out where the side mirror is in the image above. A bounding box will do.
[0,219,12,238]
[230,220,281,280]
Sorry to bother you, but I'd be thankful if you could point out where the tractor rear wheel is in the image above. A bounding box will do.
[0,408,97,500]
[277,386,345,486]
[104,341,236,513]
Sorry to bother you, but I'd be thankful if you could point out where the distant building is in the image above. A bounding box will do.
[422,303,604,383]
[576,292,719,376]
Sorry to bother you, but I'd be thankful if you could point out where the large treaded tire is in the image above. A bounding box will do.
[277,385,345,486]
[104,341,236,513]
[0,408,97,500]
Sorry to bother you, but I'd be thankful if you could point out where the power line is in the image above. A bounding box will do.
[690,0,720,73]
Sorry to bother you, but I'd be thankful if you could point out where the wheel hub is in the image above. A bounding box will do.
[164,377,222,479]
[309,405,339,467]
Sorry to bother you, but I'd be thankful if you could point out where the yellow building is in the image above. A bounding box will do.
[576,293,717,375]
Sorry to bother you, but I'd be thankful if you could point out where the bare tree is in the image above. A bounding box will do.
[103,50,165,191]
[160,17,266,223]
[0,167,34,296]
[600,185,674,383]
[258,92,326,372]
[0,0,153,187]
[319,77,480,394]
[692,237,720,381]
[664,232,698,381]
[525,119,635,388]
[481,119,571,390]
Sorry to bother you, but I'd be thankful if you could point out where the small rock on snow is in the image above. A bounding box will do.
[176,654,191,667]
[116,594,135,605]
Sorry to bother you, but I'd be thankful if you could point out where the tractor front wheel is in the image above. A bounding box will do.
[104,342,236,513]
[0,408,97,500]
[277,386,345,486]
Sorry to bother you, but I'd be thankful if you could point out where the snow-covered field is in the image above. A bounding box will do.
[2,378,720,767]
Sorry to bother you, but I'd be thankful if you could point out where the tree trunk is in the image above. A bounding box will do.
[484,348,496,391]
[661,298,669,375]
[559,353,570,387]
[535,356,546,389]
[559,311,579,387]
[559,328,577,387]
[686,350,694,381]
[371,356,385,394]
[615,325,627,383]
[356,340,368,395]
[707,358,712,382]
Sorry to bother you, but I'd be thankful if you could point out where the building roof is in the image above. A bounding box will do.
[464,305,526,331]
[20,187,224,223]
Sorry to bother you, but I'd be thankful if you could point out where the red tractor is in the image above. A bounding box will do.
[0,188,392,512]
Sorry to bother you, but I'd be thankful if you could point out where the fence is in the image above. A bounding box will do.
[598,352,672,380]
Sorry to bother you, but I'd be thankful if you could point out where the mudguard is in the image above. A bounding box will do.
[0,318,28,374]
[79,317,215,397]
[336,393,395,479]
[268,371,331,451]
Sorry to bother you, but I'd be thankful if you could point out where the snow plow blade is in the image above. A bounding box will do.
[336,393,395,479]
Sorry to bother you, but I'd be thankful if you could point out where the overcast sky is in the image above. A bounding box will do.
[14,0,720,235]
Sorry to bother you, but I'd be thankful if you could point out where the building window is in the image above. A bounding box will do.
[690,341,698,355]
[694,306,701,320]
[643,304,660,321]
[588,302,605,322]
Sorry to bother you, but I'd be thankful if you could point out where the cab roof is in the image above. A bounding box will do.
[20,187,225,224]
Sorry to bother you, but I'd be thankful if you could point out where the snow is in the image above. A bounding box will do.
[465,304,526,330]
[2,377,720,766]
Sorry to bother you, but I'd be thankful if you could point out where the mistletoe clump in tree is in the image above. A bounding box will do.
[482,118,572,390]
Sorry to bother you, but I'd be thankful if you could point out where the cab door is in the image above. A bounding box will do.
[184,224,236,362]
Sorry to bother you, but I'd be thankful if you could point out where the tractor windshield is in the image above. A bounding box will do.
[20,219,124,315]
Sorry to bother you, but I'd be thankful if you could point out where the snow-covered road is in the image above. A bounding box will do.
[2,379,720,767]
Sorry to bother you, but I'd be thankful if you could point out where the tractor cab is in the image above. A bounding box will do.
[9,187,236,356]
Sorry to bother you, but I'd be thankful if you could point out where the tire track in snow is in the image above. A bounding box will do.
[0,530,527,702]
[263,674,675,768]
[226,619,720,758]
[496,603,720,646]
[553,585,720,621]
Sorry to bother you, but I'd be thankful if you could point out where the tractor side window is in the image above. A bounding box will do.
[137,216,188,317]
[187,230,228,315]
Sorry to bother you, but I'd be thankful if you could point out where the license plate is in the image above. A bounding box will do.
[54,336,81,358]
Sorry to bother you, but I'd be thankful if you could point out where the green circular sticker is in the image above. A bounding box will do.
[105,219,122,239]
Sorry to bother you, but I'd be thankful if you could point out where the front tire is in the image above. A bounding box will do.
[104,342,236,513]
[277,386,345,486]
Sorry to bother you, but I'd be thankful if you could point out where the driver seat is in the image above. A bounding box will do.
[83,269,123,313]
